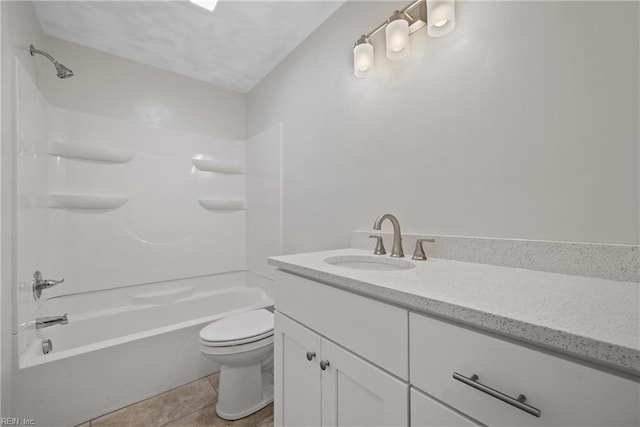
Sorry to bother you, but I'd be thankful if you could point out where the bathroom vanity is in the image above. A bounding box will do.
[269,249,640,426]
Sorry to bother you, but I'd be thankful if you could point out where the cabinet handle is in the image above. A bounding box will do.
[306,351,316,361]
[320,360,330,371]
[452,372,541,418]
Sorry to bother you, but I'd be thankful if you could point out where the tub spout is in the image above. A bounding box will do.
[36,314,68,329]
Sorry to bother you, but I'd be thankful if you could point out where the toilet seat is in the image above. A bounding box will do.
[201,330,273,347]
[200,309,274,348]
[200,335,274,356]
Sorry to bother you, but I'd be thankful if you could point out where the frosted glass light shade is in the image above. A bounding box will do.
[385,18,410,60]
[427,0,455,37]
[189,0,218,11]
[353,42,374,78]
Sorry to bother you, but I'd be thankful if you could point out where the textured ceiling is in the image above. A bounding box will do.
[33,1,343,93]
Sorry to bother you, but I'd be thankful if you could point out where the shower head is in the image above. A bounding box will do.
[30,44,74,79]
[55,63,74,79]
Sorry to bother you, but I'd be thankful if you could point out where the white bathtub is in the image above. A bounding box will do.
[13,272,273,426]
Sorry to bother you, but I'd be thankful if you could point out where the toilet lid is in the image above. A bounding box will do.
[200,309,273,344]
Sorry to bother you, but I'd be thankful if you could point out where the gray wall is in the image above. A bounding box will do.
[248,1,640,253]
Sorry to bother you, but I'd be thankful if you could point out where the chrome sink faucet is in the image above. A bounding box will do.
[36,314,68,329]
[373,213,404,257]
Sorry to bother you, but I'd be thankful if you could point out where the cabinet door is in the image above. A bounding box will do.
[275,312,322,427]
[321,339,408,427]
[411,388,480,427]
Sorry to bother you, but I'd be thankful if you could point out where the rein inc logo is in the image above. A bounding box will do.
[1,419,35,426]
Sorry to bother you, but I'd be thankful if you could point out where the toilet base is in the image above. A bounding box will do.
[216,362,274,421]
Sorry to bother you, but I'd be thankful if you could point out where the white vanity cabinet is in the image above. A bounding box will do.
[273,270,409,379]
[410,312,640,427]
[411,388,479,427]
[274,311,322,426]
[273,270,640,427]
[275,312,409,426]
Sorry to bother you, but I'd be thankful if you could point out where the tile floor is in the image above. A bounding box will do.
[77,373,274,427]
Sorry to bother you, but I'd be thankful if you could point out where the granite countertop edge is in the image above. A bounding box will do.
[268,255,640,376]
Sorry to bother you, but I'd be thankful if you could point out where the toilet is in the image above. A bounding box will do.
[199,309,274,420]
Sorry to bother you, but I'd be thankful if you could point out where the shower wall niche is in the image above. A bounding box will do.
[15,58,255,332]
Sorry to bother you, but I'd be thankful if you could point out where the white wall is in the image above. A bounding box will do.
[248,0,640,252]
[247,123,283,282]
[0,0,46,415]
[40,35,247,139]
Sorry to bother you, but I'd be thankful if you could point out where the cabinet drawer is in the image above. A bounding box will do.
[274,270,408,380]
[411,388,479,427]
[410,312,640,426]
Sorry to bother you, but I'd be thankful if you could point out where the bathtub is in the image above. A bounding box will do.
[13,271,273,426]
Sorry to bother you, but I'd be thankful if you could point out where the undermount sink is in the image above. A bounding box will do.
[324,255,415,271]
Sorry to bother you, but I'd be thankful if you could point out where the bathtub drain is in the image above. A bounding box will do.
[42,339,53,354]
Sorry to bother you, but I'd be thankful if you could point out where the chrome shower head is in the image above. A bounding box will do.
[30,44,74,79]
[55,63,74,79]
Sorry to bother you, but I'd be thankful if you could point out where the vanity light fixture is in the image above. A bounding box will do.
[189,0,218,12]
[353,0,455,78]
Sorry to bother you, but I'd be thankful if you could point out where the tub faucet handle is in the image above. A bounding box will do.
[42,278,64,288]
[369,235,386,255]
[32,271,65,300]
[412,238,435,261]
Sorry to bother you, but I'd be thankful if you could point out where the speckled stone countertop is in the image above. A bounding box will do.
[268,248,640,375]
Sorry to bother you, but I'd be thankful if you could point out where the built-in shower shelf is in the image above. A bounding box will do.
[48,142,134,163]
[192,158,246,174]
[197,199,246,211]
[48,194,129,210]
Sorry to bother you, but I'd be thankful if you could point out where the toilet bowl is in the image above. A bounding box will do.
[199,309,274,420]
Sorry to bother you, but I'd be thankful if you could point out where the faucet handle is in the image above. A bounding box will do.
[412,238,435,260]
[42,278,64,289]
[32,271,65,300]
[369,235,386,255]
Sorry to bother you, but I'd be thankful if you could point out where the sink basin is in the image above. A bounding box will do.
[324,255,415,271]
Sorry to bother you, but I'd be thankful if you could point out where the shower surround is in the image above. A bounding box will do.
[11,58,282,425]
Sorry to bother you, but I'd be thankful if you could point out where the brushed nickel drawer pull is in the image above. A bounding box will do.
[453,372,541,418]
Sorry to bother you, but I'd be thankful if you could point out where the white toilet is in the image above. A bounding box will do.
[199,309,274,420]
